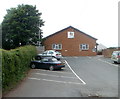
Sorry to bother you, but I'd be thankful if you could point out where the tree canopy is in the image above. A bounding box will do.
[2,4,44,50]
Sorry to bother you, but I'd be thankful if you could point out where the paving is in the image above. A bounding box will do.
[4,56,119,97]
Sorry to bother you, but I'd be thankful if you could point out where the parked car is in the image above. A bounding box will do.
[38,50,62,60]
[30,56,65,71]
[111,51,120,63]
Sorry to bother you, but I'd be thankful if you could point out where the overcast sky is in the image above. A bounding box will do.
[0,0,119,48]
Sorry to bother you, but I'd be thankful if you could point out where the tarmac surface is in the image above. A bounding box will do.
[4,56,119,97]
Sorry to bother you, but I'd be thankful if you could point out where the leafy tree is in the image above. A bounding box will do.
[2,4,44,50]
[0,24,2,48]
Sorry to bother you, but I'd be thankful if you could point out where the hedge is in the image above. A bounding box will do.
[2,45,37,92]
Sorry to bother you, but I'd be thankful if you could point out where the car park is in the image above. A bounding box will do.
[111,51,120,63]
[38,50,62,60]
[30,57,65,71]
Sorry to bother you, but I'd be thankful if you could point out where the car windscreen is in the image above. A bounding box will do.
[113,52,120,56]
[48,51,54,54]
[41,58,49,62]
[49,58,58,62]
[118,52,120,56]
[112,52,118,56]
[41,58,58,62]
[43,52,47,54]
[56,51,61,54]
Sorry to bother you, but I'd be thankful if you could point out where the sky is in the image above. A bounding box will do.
[0,0,119,48]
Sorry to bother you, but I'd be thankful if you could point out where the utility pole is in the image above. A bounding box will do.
[38,29,41,47]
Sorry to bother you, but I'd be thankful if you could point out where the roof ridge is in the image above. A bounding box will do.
[44,26,97,40]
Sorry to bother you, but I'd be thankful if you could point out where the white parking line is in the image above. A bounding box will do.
[88,56,92,59]
[98,59,118,67]
[34,73,77,79]
[74,57,78,58]
[64,60,86,85]
[28,77,84,85]
[35,69,73,74]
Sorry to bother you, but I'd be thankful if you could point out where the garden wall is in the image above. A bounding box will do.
[102,48,120,58]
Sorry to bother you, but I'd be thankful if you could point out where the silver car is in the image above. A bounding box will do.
[38,50,62,60]
[111,51,120,63]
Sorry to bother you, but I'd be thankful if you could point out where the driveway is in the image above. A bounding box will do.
[4,56,118,97]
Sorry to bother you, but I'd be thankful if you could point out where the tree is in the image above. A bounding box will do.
[2,4,44,50]
[0,24,2,48]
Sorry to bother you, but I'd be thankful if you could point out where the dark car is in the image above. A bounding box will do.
[30,57,65,71]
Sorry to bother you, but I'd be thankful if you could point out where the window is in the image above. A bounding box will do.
[92,48,96,52]
[48,51,54,54]
[52,44,62,50]
[80,44,89,50]
[50,58,58,62]
[68,31,74,38]
[42,51,47,55]
[41,58,49,62]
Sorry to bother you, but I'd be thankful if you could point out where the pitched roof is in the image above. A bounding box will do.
[44,26,97,40]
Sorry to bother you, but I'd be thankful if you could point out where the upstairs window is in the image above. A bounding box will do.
[80,44,89,50]
[67,31,74,38]
[52,44,62,50]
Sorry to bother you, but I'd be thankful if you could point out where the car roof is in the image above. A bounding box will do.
[41,57,58,61]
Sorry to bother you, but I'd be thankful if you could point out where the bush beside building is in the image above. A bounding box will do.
[2,45,37,93]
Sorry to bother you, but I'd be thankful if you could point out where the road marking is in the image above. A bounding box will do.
[98,59,118,67]
[28,77,84,85]
[35,69,73,74]
[34,73,77,79]
[88,56,92,59]
[74,57,78,58]
[64,60,86,85]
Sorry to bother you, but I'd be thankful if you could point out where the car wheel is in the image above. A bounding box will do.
[59,67,62,70]
[57,58,60,61]
[114,61,117,64]
[31,63,36,69]
[49,66,54,71]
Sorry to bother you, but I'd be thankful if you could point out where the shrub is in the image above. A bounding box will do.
[2,45,37,92]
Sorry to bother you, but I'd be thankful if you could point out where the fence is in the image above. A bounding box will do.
[102,48,120,58]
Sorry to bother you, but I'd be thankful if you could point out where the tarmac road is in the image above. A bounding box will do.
[4,56,119,97]
[64,56,118,97]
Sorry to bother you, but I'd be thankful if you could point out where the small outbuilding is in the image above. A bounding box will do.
[43,26,97,56]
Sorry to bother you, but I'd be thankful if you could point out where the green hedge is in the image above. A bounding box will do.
[2,45,37,92]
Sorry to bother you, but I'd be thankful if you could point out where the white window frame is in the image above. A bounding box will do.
[52,44,62,50]
[80,44,89,50]
[67,31,74,38]
[92,48,96,52]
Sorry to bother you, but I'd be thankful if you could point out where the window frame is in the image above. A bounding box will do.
[67,31,75,38]
[80,44,89,51]
[52,44,62,50]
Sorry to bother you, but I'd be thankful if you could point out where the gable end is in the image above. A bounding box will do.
[44,26,97,40]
